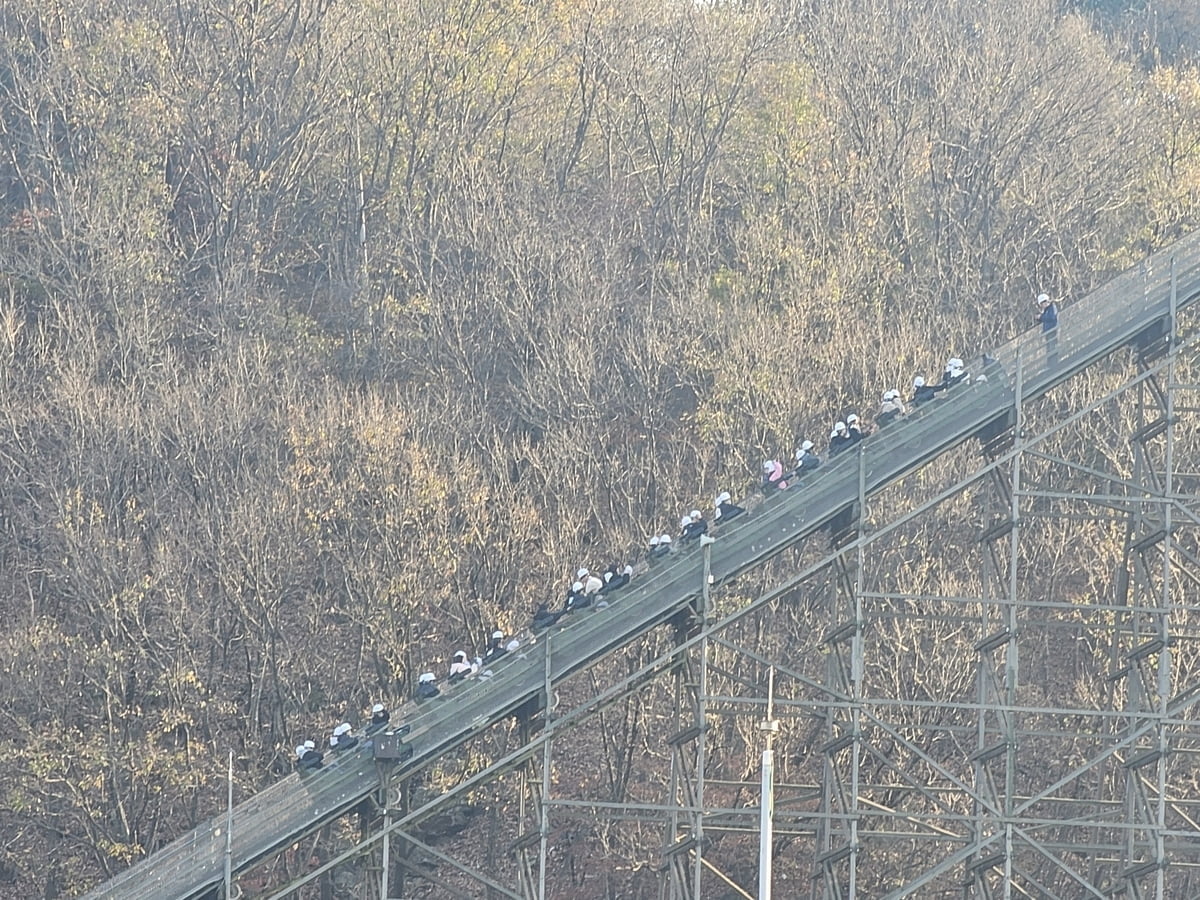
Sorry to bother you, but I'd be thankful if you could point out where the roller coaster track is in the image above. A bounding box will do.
[79,229,1200,900]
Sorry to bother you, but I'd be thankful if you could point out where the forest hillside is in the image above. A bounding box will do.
[1,0,1199,895]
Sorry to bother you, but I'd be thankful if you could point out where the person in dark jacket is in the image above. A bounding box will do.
[829,422,852,456]
[296,740,324,772]
[565,581,590,611]
[940,358,969,388]
[845,413,866,445]
[714,491,745,524]
[329,722,358,752]
[648,533,673,561]
[793,440,821,474]
[598,563,633,595]
[484,630,506,658]
[365,703,390,736]
[911,375,946,406]
[415,672,440,701]
[1036,292,1059,364]
[533,601,568,630]
[1036,292,1058,331]
[484,630,518,659]
[680,509,708,546]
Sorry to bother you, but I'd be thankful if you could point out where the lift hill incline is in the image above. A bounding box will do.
[80,231,1200,900]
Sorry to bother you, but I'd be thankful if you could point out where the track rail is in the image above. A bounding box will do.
[79,229,1200,900]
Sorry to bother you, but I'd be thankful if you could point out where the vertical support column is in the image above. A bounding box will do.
[512,638,553,899]
[967,351,1022,898]
[659,542,713,900]
[1116,260,1177,899]
[813,452,865,899]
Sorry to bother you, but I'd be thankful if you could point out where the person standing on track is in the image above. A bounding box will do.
[1036,292,1059,365]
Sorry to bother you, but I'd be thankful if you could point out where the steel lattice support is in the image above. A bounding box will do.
[257,302,1200,900]
[966,416,1021,898]
[813,483,866,900]
[1112,320,1179,899]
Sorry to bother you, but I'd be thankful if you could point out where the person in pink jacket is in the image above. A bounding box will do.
[762,459,788,492]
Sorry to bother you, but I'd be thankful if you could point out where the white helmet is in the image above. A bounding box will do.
[419,672,435,684]
[1038,292,1050,305]
[453,650,467,662]
[802,440,813,451]
[372,703,385,714]
[680,515,692,529]
[660,534,672,544]
[334,723,351,736]
[296,744,307,758]
[573,581,583,592]
[690,509,701,520]
[914,376,925,388]
[951,358,963,368]
[304,740,316,751]
[834,421,846,433]
[762,459,773,472]
[716,491,731,505]
[847,414,859,425]
[492,630,504,640]
[576,567,588,579]
[649,535,660,547]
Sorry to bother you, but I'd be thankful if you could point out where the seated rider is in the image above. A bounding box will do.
[680,510,708,545]
[762,459,789,492]
[794,440,821,474]
[940,357,969,388]
[910,375,945,406]
[330,722,358,752]
[648,533,673,561]
[828,422,852,456]
[484,630,518,661]
[845,413,867,445]
[365,703,390,736]
[448,650,478,684]
[415,672,440,701]
[876,391,903,427]
[581,570,604,596]
[565,581,591,611]
[296,740,324,771]
[533,601,567,630]
[714,491,745,524]
[598,563,633,595]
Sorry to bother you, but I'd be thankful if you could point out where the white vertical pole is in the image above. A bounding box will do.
[694,536,716,899]
[758,668,779,900]
[224,750,233,898]
[381,791,391,900]
[539,633,553,900]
